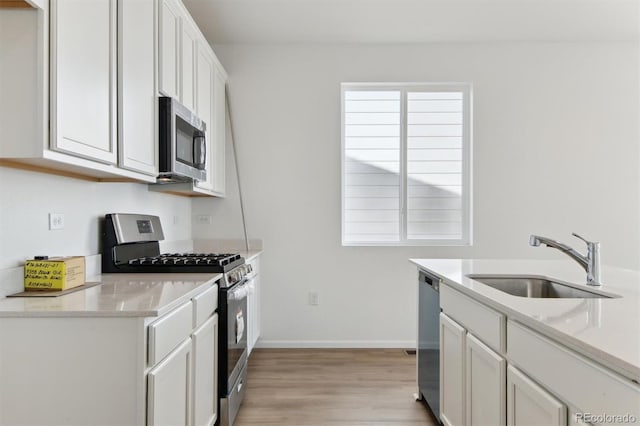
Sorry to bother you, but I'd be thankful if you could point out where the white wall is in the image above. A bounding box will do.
[194,42,639,347]
[0,167,192,271]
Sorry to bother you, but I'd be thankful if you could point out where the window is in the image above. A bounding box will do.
[341,83,472,246]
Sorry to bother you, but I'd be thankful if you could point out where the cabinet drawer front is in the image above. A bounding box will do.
[149,301,193,365]
[193,283,218,328]
[441,284,505,353]
[507,320,640,420]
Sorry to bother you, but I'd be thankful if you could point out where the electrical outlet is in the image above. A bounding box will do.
[49,213,64,230]
[173,215,179,225]
[308,292,319,306]
[196,215,212,225]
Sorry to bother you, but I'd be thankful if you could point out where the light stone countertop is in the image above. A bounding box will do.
[241,250,262,263]
[0,272,222,318]
[410,259,640,383]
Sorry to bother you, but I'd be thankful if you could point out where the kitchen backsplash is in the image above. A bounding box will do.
[0,167,193,271]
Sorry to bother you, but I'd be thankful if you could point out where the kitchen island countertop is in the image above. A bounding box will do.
[411,259,640,382]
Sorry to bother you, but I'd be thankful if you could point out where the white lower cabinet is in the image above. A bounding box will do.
[507,365,567,426]
[192,314,219,426]
[0,282,220,426]
[440,312,506,426]
[148,338,193,426]
[247,255,262,354]
[440,313,466,426]
[466,333,506,426]
[436,281,640,426]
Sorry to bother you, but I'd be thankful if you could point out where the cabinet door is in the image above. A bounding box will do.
[51,0,117,164]
[158,0,180,98]
[192,314,218,426]
[211,66,227,196]
[440,313,466,426]
[253,272,261,341]
[194,41,215,192]
[148,338,192,426]
[247,278,255,354]
[507,365,567,426]
[180,18,198,111]
[466,333,506,426]
[118,0,158,176]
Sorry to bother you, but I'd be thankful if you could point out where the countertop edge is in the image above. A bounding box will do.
[0,273,223,318]
[244,250,263,262]
[152,277,220,318]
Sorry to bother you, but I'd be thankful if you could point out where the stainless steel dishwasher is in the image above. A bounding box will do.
[417,269,441,421]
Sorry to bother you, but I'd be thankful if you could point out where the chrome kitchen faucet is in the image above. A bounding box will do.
[529,233,601,286]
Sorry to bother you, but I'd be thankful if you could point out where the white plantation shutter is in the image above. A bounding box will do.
[407,91,464,240]
[342,84,471,246]
[343,91,401,243]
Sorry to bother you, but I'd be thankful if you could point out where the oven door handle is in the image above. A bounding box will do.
[236,310,245,344]
[228,281,249,300]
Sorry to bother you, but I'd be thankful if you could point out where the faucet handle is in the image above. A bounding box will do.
[572,232,598,246]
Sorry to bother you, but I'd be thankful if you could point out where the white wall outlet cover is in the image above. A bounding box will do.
[48,213,64,230]
[196,215,212,225]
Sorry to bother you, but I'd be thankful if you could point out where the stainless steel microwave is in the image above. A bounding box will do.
[158,97,207,182]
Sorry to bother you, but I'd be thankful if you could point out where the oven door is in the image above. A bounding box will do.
[226,280,249,393]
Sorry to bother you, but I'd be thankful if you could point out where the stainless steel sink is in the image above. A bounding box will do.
[466,275,613,299]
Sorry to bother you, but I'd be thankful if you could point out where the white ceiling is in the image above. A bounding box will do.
[182,0,639,44]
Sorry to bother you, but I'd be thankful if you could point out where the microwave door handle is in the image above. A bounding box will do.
[193,133,206,169]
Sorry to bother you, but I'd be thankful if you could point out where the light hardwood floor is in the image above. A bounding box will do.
[234,349,438,426]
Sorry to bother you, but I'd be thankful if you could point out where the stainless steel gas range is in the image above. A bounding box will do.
[102,213,250,426]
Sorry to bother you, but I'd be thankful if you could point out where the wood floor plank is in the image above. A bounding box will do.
[234,349,438,425]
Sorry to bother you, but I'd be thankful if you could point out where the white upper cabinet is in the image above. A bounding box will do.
[0,1,157,182]
[195,40,215,193]
[159,0,181,99]
[180,17,199,111]
[50,0,117,164]
[1,0,224,187]
[150,0,228,197]
[118,0,158,176]
[211,65,227,196]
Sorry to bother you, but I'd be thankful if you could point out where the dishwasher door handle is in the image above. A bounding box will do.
[419,270,441,292]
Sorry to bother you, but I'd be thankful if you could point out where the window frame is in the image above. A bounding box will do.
[341,82,473,247]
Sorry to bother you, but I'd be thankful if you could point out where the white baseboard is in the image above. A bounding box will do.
[255,340,417,349]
